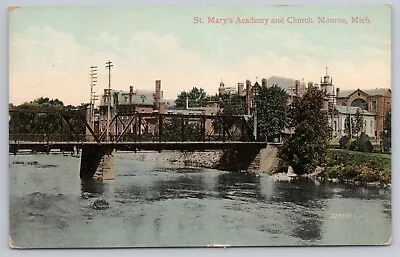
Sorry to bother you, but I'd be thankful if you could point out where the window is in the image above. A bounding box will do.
[372,101,377,111]
[334,121,337,131]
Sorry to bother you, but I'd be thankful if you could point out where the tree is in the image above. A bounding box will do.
[175,87,207,108]
[344,115,354,138]
[280,86,330,174]
[353,109,364,136]
[161,117,203,141]
[9,97,86,142]
[344,109,364,138]
[253,85,288,140]
[349,132,373,152]
[219,94,246,116]
[380,109,391,152]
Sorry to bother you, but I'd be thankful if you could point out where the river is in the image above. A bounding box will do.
[9,152,391,248]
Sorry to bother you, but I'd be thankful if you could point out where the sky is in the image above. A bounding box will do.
[8,5,391,106]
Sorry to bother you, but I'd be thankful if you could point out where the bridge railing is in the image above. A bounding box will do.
[10,133,248,143]
[9,133,87,143]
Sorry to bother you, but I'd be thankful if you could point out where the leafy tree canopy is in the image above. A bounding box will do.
[255,85,289,139]
[175,87,207,108]
[280,86,330,174]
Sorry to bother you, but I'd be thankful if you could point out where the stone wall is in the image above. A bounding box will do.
[119,150,224,169]
[116,145,281,174]
[248,145,281,173]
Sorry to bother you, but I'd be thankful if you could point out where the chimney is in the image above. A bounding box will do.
[245,80,251,115]
[336,87,340,97]
[237,83,244,96]
[155,80,161,110]
[129,86,133,104]
[261,78,267,88]
[159,101,166,114]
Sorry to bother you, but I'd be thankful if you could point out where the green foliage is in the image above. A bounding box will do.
[280,86,330,174]
[255,85,288,140]
[344,109,364,138]
[352,109,364,136]
[339,135,351,149]
[349,133,373,152]
[9,97,87,141]
[205,94,220,102]
[380,110,391,153]
[322,149,391,183]
[161,117,203,141]
[175,87,207,108]
[219,94,246,116]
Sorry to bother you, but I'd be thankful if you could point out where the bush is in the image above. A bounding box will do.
[349,133,373,152]
[339,136,351,149]
[321,149,391,183]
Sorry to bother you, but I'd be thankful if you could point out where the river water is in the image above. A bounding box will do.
[9,152,391,248]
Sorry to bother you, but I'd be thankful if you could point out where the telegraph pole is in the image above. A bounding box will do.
[89,66,98,130]
[106,61,113,142]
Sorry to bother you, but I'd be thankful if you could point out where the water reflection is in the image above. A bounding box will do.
[80,179,104,199]
[270,178,327,242]
[217,172,265,201]
[271,178,329,207]
[154,174,206,200]
[9,154,389,247]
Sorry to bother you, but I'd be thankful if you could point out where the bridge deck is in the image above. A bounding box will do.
[9,141,272,151]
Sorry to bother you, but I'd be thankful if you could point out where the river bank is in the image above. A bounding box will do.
[318,149,391,184]
[116,147,391,185]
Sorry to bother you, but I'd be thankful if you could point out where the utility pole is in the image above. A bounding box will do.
[106,61,113,142]
[253,100,257,141]
[89,66,98,130]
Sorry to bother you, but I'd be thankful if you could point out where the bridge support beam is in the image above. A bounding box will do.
[80,145,115,180]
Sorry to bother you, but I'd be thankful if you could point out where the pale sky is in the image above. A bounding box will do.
[9,5,391,106]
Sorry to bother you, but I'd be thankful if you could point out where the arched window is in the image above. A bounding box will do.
[351,98,368,110]
[334,121,337,131]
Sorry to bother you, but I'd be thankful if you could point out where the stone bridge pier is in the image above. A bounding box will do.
[217,146,262,171]
[80,145,115,180]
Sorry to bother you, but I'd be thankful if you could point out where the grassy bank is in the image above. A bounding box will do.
[320,149,391,184]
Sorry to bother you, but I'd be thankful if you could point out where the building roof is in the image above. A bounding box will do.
[99,89,159,107]
[163,99,176,109]
[266,76,298,96]
[165,109,204,115]
[118,92,155,106]
[335,105,375,116]
[337,88,390,98]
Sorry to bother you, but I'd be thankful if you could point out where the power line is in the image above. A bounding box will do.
[106,61,113,142]
[89,66,98,131]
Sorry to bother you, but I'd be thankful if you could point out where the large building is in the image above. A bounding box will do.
[317,68,391,140]
[335,87,391,139]
[96,80,165,137]
[217,70,391,141]
[94,80,221,139]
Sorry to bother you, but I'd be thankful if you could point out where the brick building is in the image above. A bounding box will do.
[97,80,165,137]
[335,87,391,139]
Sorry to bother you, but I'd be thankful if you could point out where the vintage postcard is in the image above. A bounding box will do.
[8,5,391,248]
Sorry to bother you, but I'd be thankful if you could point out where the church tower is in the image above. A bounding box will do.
[320,66,335,106]
[218,79,225,95]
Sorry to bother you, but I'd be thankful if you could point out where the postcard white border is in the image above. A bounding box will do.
[1,0,398,256]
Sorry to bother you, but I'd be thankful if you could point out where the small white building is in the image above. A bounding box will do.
[332,106,375,139]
